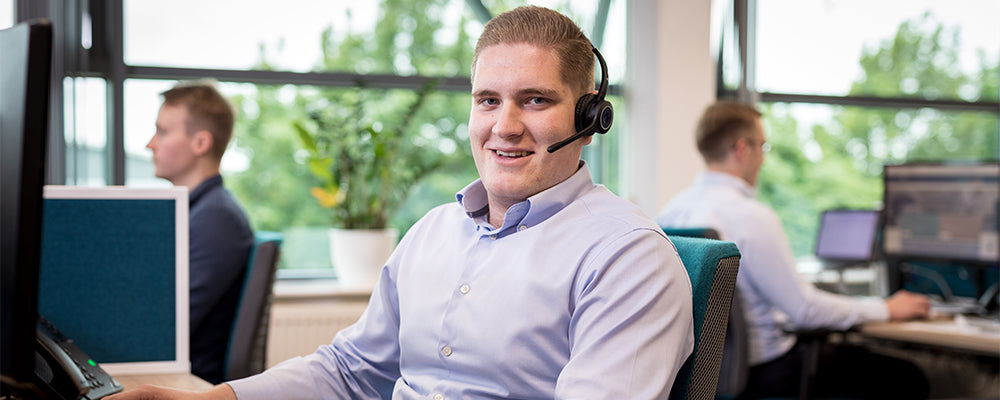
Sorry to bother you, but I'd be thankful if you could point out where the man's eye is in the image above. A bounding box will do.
[528,97,547,105]
[479,98,499,106]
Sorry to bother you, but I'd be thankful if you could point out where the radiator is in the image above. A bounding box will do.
[265,299,369,368]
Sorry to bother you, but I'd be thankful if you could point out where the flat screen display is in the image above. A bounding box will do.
[882,163,999,263]
[815,209,880,262]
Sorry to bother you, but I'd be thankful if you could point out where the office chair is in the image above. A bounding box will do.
[667,235,741,400]
[224,231,283,381]
[661,227,748,399]
[663,227,840,400]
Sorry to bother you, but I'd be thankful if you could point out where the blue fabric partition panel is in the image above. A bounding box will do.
[37,187,188,372]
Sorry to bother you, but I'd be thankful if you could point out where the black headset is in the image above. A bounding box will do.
[547,46,614,153]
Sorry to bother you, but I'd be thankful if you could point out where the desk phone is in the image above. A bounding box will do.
[29,316,123,400]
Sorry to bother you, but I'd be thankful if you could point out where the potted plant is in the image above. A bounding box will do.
[293,81,453,289]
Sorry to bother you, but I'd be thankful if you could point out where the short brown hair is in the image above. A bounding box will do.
[695,101,762,163]
[472,6,594,96]
[160,80,235,160]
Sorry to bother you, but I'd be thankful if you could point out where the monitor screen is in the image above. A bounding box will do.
[814,209,881,262]
[0,20,51,388]
[882,162,1000,263]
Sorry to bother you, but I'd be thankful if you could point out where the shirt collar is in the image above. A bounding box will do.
[696,170,757,198]
[456,161,595,236]
[189,174,223,205]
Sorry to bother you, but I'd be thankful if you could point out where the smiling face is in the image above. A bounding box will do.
[469,43,590,225]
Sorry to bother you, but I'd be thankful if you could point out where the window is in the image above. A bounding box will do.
[722,0,999,256]
[0,0,12,29]
[54,0,626,273]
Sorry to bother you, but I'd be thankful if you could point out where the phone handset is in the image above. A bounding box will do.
[35,322,89,400]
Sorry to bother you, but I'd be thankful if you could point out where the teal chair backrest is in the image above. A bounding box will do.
[224,231,284,381]
[661,227,721,240]
[667,235,741,400]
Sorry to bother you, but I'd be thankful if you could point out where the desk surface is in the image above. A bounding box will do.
[859,316,1000,356]
[115,373,214,392]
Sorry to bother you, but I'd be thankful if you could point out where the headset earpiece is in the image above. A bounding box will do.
[572,47,614,136]
[574,93,597,132]
[548,46,615,153]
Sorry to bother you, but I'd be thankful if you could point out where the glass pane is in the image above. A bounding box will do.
[124,79,173,188]
[123,79,257,188]
[714,0,741,92]
[756,102,999,257]
[122,0,625,83]
[756,0,1000,102]
[582,94,622,193]
[63,77,108,186]
[227,83,475,236]
[126,81,476,269]
[0,0,12,29]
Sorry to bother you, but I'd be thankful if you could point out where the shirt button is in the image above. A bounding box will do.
[441,346,452,357]
[490,234,497,240]
[460,284,470,294]
[434,395,444,400]
[518,225,527,231]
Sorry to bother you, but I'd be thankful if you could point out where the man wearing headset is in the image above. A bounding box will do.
[109,6,694,400]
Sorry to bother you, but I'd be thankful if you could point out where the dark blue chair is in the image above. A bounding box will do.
[224,231,283,381]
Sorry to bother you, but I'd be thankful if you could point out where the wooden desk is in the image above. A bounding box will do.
[858,316,1000,357]
[115,373,215,392]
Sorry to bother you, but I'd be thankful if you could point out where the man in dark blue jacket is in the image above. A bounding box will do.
[146,80,254,384]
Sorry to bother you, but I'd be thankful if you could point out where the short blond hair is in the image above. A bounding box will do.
[696,101,762,163]
[472,6,594,96]
[160,80,235,161]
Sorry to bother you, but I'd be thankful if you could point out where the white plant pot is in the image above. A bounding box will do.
[328,227,398,290]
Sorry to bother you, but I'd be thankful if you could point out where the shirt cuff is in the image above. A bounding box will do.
[865,297,892,321]
[227,373,284,400]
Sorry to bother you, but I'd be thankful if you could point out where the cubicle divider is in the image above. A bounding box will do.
[38,185,190,375]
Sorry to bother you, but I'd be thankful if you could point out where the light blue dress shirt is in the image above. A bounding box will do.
[229,162,694,399]
[656,171,888,365]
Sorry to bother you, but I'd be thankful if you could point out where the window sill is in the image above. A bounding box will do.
[273,278,372,300]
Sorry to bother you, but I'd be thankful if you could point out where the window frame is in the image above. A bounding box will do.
[23,0,621,188]
[721,0,999,112]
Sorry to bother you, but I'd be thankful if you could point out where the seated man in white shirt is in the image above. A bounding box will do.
[108,6,694,400]
[657,100,930,399]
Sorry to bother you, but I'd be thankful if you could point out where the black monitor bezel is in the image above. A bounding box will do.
[0,19,52,389]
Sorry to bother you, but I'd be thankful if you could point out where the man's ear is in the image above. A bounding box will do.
[191,130,214,156]
[732,137,750,161]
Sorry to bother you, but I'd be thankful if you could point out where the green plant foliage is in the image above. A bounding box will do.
[227,0,479,241]
[293,81,465,229]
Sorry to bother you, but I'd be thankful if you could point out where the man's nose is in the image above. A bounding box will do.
[492,105,524,139]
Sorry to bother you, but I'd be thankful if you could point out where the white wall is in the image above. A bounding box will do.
[625,0,715,218]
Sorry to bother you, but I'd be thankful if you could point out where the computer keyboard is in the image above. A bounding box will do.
[953,314,1000,335]
[929,300,982,317]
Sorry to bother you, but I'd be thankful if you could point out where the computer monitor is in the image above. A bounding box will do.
[814,209,881,263]
[882,162,999,264]
[0,19,52,390]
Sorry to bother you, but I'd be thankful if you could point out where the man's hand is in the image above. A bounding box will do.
[105,384,237,400]
[886,290,931,321]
